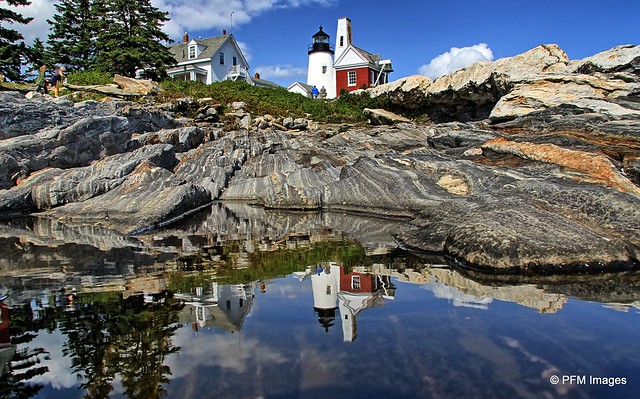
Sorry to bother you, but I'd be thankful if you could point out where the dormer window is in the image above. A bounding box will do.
[188,44,197,59]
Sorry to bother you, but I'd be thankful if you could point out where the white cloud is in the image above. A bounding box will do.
[254,64,306,79]
[11,0,338,46]
[153,0,338,40]
[237,41,252,63]
[5,0,56,44]
[419,43,494,79]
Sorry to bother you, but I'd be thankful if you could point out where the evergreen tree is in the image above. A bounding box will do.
[25,37,53,79]
[0,0,33,81]
[93,0,174,78]
[47,0,98,71]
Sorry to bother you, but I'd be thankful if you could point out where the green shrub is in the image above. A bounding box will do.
[67,70,113,86]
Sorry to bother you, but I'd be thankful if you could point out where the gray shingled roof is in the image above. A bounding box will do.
[168,35,229,63]
[353,45,381,65]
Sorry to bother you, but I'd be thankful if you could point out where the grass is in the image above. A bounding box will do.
[167,239,368,290]
[158,78,388,123]
[62,71,394,123]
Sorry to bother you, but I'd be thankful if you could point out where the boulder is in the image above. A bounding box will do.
[113,74,163,95]
[363,108,412,125]
[425,44,570,121]
[367,75,433,110]
[42,161,210,235]
[570,44,640,76]
[490,73,640,121]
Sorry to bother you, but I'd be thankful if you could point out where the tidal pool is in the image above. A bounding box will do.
[0,204,638,399]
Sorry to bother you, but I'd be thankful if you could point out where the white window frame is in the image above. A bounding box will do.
[219,52,225,65]
[322,65,327,74]
[351,275,361,290]
[347,70,357,86]
[188,45,197,59]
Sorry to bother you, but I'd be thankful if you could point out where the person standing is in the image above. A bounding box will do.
[34,65,49,94]
[311,85,319,99]
[51,66,66,97]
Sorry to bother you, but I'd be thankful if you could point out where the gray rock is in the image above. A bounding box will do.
[364,108,412,125]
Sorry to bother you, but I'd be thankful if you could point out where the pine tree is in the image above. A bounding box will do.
[93,0,174,78]
[25,37,52,80]
[0,0,34,81]
[47,0,98,71]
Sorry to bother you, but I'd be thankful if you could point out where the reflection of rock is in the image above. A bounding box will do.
[373,264,568,313]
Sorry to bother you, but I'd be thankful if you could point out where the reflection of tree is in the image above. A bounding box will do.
[58,292,182,399]
[0,304,51,399]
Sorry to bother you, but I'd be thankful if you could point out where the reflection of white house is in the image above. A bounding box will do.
[176,282,256,334]
[167,31,250,84]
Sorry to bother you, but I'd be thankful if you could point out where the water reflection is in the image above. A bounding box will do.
[0,203,638,398]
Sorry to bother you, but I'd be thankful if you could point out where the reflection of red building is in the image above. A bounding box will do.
[0,299,16,378]
[311,263,396,342]
[340,270,379,293]
[0,301,9,345]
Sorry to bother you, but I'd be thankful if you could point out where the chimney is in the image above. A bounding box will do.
[223,29,227,35]
[254,72,260,79]
[183,32,189,43]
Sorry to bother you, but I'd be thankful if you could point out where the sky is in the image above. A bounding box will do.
[7,0,640,86]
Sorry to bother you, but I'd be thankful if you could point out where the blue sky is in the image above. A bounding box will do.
[11,0,640,86]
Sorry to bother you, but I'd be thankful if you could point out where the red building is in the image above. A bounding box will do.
[333,17,393,94]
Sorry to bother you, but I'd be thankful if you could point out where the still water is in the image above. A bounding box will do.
[0,203,639,399]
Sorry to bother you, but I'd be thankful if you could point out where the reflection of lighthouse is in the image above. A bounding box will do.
[311,263,341,332]
[310,263,396,341]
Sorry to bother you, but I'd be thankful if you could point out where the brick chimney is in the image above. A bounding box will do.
[183,32,189,43]
[223,29,227,35]
[255,72,260,79]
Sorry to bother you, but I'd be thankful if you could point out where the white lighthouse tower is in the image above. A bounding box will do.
[306,26,336,99]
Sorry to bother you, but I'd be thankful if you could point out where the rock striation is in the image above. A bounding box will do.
[0,43,639,274]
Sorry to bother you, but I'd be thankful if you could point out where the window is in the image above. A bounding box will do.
[322,65,327,74]
[326,285,332,295]
[188,45,196,59]
[233,56,237,66]
[340,36,344,46]
[351,275,361,290]
[219,52,224,65]
[370,70,375,85]
[348,70,357,86]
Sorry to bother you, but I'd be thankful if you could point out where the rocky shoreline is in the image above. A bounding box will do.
[1,44,639,274]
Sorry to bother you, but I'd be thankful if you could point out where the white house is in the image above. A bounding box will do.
[167,31,250,84]
[287,81,314,97]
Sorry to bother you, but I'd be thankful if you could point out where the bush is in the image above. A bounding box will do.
[67,70,113,86]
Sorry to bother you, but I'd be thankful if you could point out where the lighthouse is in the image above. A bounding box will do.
[306,26,336,99]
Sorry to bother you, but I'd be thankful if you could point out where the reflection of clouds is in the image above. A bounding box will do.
[422,282,493,309]
[274,278,312,299]
[167,327,287,378]
[28,330,79,389]
[297,346,346,390]
[504,337,573,397]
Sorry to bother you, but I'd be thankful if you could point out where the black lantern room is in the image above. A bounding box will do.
[308,26,334,55]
